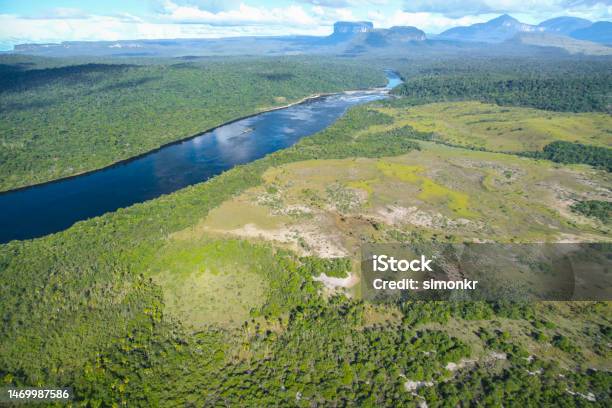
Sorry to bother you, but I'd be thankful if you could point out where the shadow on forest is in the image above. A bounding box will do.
[0,62,35,74]
[93,76,161,93]
[0,64,162,112]
[0,73,162,112]
[257,72,295,81]
[0,99,57,113]
[0,63,135,93]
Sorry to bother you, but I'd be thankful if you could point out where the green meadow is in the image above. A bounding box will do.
[370,101,612,152]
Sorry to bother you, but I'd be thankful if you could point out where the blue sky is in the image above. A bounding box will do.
[0,0,610,50]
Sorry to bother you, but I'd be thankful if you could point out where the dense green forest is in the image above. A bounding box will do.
[0,55,385,191]
[1,97,610,405]
[392,58,612,112]
[532,141,612,171]
[571,200,611,223]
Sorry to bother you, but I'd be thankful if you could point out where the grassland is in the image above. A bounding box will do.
[371,101,612,152]
[148,239,268,329]
[192,143,610,263]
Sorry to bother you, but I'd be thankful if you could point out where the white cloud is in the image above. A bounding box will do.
[0,1,339,50]
[334,8,358,21]
[156,1,317,26]
[298,0,353,8]
[298,0,390,8]
[28,7,91,20]
[0,11,330,50]
[402,0,612,20]
[164,1,241,13]
[299,4,357,25]
[564,1,612,20]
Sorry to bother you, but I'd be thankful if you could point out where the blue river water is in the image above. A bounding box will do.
[0,70,402,243]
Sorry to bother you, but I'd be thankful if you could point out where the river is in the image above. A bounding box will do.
[0,70,402,243]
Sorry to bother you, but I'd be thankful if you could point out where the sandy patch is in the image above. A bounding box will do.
[445,358,477,372]
[372,205,474,230]
[211,221,349,258]
[313,272,359,290]
[489,351,507,361]
[566,389,596,402]
[555,232,611,243]
[274,204,314,216]
[404,379,434,392]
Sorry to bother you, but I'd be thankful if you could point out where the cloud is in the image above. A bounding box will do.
[0,1,353,50]
[297,0,389,9]
[300,0,351,8]
[309,4,358,24]
[402,0,612,19]
[156,1,318,26]
[298,0,353,8]
[401,1,561,18]
[152,0,241,13]
[27,7,91,20]
[0,9,331,51]
[562,1,612,19]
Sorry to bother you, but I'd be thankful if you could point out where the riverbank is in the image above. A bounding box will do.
[0,72,398,243]
[1,58,390,194]
[0,85,392,196]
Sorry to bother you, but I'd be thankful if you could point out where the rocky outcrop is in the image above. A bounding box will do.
[333,21,374,35]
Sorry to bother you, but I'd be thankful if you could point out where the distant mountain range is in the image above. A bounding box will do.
[437,14,611,45]
[570,21,612,44]
[10,21,428,58]
[537,16,592,35]
[439,14,540,43]
[510,32,612,56]
[8,15,611,58]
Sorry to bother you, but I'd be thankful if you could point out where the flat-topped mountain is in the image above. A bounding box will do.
[387,26,427,41]
[347,25,426,48]
[324,21,375,44]
[333,21,373,35]
[325,22,425,45]
[331,22,426,41]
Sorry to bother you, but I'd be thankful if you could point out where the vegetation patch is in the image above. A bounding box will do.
[393,70,612,113]
[376,161,476,218]
[365,101,612,152]
[149,239,269,328]
[528,141,612,171]
[571,200,611,223]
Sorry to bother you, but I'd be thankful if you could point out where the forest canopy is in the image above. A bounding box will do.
[393,58,612,113]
